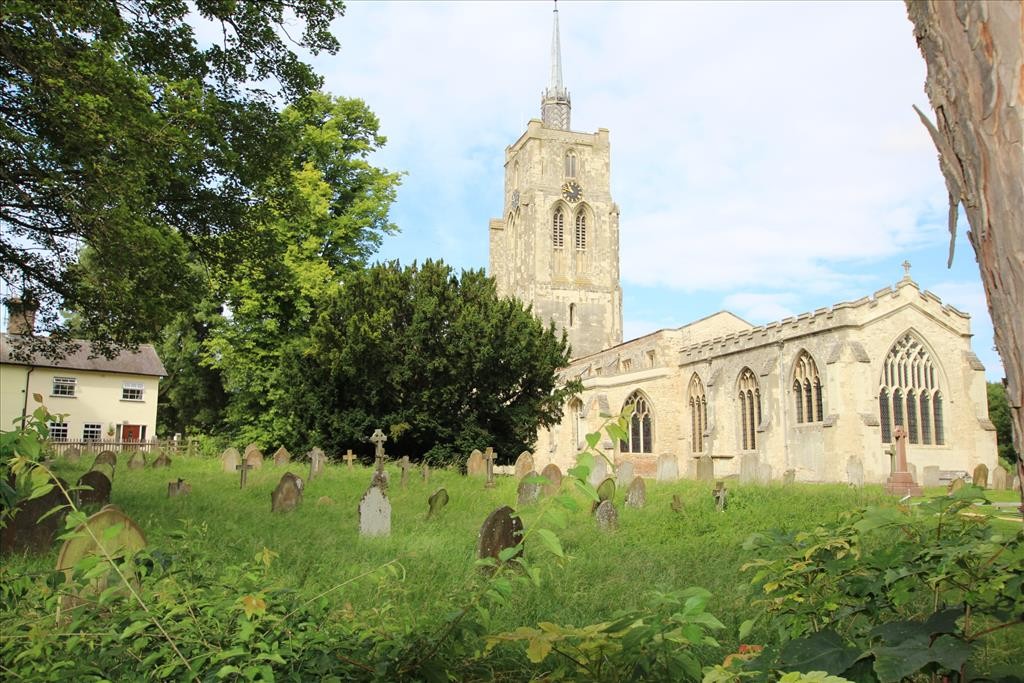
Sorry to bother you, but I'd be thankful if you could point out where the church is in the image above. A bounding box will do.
[488,7,997,483]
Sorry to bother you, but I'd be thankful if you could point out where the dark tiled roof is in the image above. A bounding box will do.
[0,335,166,377]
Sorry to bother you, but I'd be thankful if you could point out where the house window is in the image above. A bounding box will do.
[574,213,587,250]
[738,368,760,450]
[792,351,823,423]
[553,209,565,248]
[879,333,943,445]
[688,374,707,453]
[82,423,103,442]
[51,376,76,397]
[48,422,68,441]
[620,391,653,454]
[122,382,144,401]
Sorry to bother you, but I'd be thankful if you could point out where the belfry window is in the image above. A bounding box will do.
[574,213,586,250]
[792,351,824,423]
[620,391,653,454]
[688,374,707,453]
[738,368,760,450]
[552,209,564,248]
[878,333,943,445]
[564,150,577,178]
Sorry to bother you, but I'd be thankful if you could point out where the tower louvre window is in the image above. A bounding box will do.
[552,209,565,248]
[574,213,586,250]
[565,150,577,178]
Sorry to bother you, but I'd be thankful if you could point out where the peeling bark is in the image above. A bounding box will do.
[905,0,1024,506]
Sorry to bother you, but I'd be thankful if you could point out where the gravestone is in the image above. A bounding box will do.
[0,476,68,554]
[596,477,615,504]
[757,462,773,484]
[358,485,391,537]
[670,494,684,513]
[271,473,303,513]
[972,463,989,489]
[1012,475,1021,493]
[713,481,729,512]
[908,462,918,484]
[885,426,922,496]
[344,449,357,469]
[922,466,941,488]
[272,446,291,466]
[514,451,534,480]
[236,460,253,488]
[76,471,111,508]
[308,447,325,480]
[64,447,81,464]
[697,454,715,482]
[167,478,191,498]
[151,451,170,469]
[466,449,486,477]
[516,471,541,506]
[92,450,117,472]
[244,446,264,470]
[421,462,430,483]
[90,462,115,481]
[483,448,497,489]
[594,500,619,531]
[625,476,646,509]
[370,428,388,471]
[588,454,609,487]
[127,451,146,470]
[476,506,523,571]
[783,468,796,485]
[316,496,335,506]
[220,447,241,473]
[616,461,635,489]
[947,477,966,494]
[541,463,563,496]
[991,466,1008,490]
[428,487,449,517]
[846,455,865,486]
[370,467,389,490]
[656,454,678,482]
[398,456,414,488]
[739,453,758,484]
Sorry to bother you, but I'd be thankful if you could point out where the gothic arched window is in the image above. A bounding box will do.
[879,333,943,445]
[738,368,760,450]
[793,351,823,423]
[621,391,653,454]
[552,209,564,248]
[564,150,577,178]
[688,374,707,453]
[575,212,587,251]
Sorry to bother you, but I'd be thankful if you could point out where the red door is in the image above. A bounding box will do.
[122,424,141,443]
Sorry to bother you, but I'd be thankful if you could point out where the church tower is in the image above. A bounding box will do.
[489,3,623,359]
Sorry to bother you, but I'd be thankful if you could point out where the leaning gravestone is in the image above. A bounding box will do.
[991,466,1008,491]
[127,451,146,470]
[697,454,715,482]
[466,449,486,477]
[846,455,865,486]
[948,477,966,494]
[221,447,241,473]
[358,485,391,537]
[0,476,68,554]
[272,446,291,466]
[514,451,534,480]
[972,463,989,489]
[76,471,111,509]
[595,500,619,531]
[64,447,81,464]
[428,488,449,517]
[625,476,647,509]
[476,506,523,572]
[617,461,635,489]
[713,481,729,511]
[517,472,542,506]
[93,450,117,472]
[167,479,192,498]
[656,453,679,482]
[244,446,264,471]
[588,454,609,487]
[757,462,773,485]
[783,468,796,485]
[596,477,616,504]
[739,453,758,483]
[670,494,684,513]
[271,473,303,513]
[541,463,563,497]
[922,466,941,488]
[151,451,170,469]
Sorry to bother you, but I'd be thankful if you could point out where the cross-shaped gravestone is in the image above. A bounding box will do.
[712,481,728,512]
[885,425,921,496]
[399,456,413,488]
[370,429,387,471]
[344,449,356,470]
[236,461,253,489]
[483,447,496,489]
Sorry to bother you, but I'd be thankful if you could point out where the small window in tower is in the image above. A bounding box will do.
[569,303,575,327]
[575,213,586,250]
[564,150,577,178]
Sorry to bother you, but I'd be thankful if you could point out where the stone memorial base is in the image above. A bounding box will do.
[885,471,922,497]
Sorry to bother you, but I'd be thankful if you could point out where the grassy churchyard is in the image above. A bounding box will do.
[2,448,1022,681]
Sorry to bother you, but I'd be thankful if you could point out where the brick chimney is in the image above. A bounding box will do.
[4,298,37,336]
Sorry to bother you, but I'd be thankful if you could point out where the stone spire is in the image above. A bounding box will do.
[541,0,571,130]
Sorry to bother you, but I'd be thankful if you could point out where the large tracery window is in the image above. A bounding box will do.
[688,374,707,453]
[552,209,565,248]
[738,368,761,450]
[878,333,944,445]
[574,213,587,251]
[620,391,653,454]
[792,351,824,423]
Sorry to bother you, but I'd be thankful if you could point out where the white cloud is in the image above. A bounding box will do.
[722,292,800,324]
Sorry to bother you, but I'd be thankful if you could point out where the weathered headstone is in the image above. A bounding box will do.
[625,476,646,508]
[370,467,389,490]
[370,429,388,470]
[922,465,941,488]
[90,462,115,481]
[739,453,758,484]
[272,446,291,466]
[308,447,325,481]
[595,499,619,531]
[271,472,303,513]
[972,463,989,489]
[421,462,430,483]
[656,453,679,482]
[343,449,356,469]
[885,426,922,496]
[64,447,81,464]
[466,449,486,477]
[0,476,68,554]
[782,468,796,485]
[476,506,523,571]
[316,496,335,506]
[243,442,261,459]
[514,451,534,480]
[670,494,684,513]
[236,460,253,489]
[93,450,117,472]
[947,477,966,494]
[127,451,146,470]
[76,471,111,508]
[712,481,728,512]
[244,446,264,470]
[541,463,563,496]
[588,454,609,487]
[617,460,635,489]
[697,454,715,482]
[907,462,918,484]
[220,447,241,473]
[398,456,413,488]
[846,455,865,487]
[596,477,615,504]
[167,478,191,498]
[757,462,773,485]
[358,485,391,537]
[991,466,1008,491]
[428,487,449,517]
[151,451,170,469]
[483,447,497,489]
[517,471,542,506]
[1012,475,1021,493]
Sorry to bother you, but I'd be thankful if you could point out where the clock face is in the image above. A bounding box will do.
[561,181,583,203]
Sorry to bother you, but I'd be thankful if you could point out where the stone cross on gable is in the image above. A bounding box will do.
[344,449,356,469]
[370,429,387,470]
[483,447,496,489]
[236,461,253,489]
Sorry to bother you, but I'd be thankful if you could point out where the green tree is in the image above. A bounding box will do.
[285,260,581,463]
[0,0,344,358]
[987,381,1018,467]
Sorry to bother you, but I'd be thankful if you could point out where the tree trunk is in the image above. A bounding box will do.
[905,0,1024,509]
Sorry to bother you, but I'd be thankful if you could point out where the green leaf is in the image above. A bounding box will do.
[585,431,600,449]
[606,422,627,443]
[216,665,243,678]
[526,636,552,663]
[573,478,600,502]
[739,618,755,641]
[535,528,564,558]
[780,630,862,675]
[497,545,521,563]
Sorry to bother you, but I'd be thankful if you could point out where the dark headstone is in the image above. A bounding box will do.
[593,477,615,513]
[151,451,170,469]
[271,472,303,513]
[1,476,68,554]
[127,451,146,470]
[712,481,728,511]
[370,468,389,490]
[167,478,192,498]
[625,476,646,508]
[76,471,111,509]
[595,499,619,531]
[670,494,684,513]
[428,487,449,517]
[516,471,541,506]
[272,446,291,466]
[476,506,523,571]
[541,463,563,496]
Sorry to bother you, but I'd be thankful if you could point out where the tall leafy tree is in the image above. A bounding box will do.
[987,382,1018,467]
[285,260,581,463]
[0,0,345,358]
